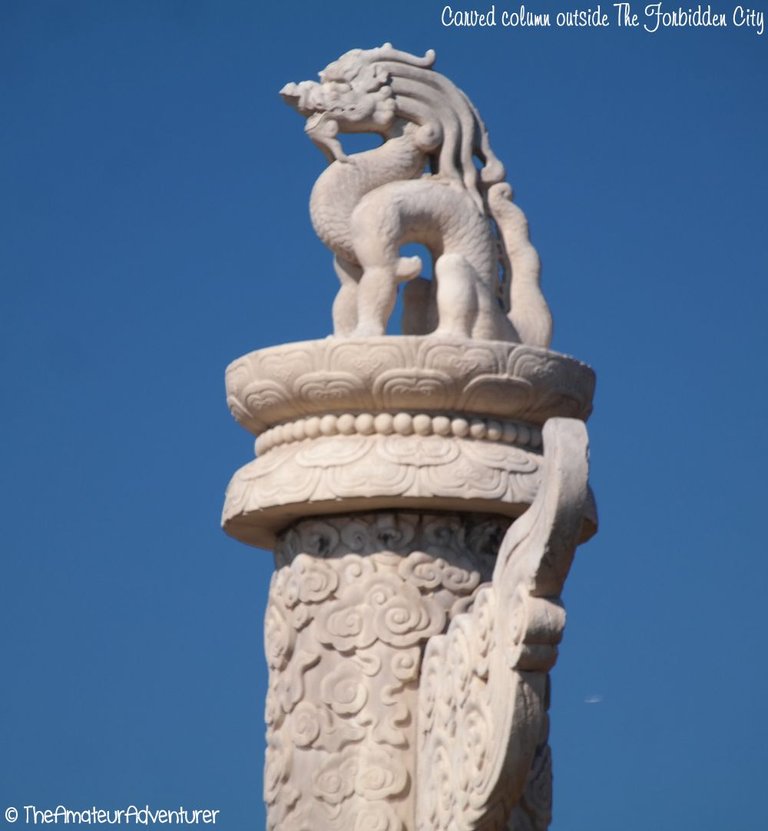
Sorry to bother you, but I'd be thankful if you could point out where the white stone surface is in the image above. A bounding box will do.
[223,45,597,831]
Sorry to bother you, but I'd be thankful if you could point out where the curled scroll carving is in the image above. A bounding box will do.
[415,418,590,830]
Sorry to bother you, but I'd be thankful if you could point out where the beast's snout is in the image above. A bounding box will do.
[280,80,324,116]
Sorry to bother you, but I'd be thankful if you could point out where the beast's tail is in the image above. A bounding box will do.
[488,182,552,348]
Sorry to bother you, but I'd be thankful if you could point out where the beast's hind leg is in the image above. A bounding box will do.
[434,253,519,341]
[433,253,478,337]
[402,277,435,335]
[350,199,421,337]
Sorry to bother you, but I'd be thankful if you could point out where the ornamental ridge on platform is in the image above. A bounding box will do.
[225,338,595,437]
[222,337,596,549]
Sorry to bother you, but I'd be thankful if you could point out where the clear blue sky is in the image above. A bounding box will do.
[2,2,767,829]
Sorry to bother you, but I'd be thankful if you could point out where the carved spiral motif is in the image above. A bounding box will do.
[338,553,377,584]
[321,663,369,716]
[275,513,506,565]
[313,752,358,806]
[391,647,420,684]
[355,747,410,801]
[265,512,503,831]
[293,553,339,602]
[354,803,402,831]
[291,700,322,748]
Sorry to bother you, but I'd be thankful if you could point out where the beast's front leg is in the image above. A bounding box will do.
[349,196,421,337]
[352,259,421,336]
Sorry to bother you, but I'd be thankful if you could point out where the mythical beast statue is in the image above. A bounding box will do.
[281,44,552,346]
[223,45,598,831]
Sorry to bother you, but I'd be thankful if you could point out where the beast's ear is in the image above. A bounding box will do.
[371,64,390,84]
[356,63,390,94]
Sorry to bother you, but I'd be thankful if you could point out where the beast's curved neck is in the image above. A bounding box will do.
[309,124,427,263]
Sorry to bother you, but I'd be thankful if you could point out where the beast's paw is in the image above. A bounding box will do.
[395,255,422,282]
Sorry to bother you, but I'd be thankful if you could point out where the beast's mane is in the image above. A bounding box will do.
[324,44,507,211]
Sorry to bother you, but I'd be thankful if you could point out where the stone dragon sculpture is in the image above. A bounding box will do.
[255,46,594,830]
[281,44,552,346]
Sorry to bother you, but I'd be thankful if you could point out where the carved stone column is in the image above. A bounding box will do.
[222,45,598,831]
[264,511,503,831]
[223,339,595,830]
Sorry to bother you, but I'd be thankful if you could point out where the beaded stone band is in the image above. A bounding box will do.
[255,413,543,456]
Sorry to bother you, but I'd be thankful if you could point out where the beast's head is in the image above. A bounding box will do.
[281,44,506,208]
[280,44,407,161]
